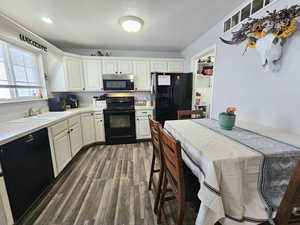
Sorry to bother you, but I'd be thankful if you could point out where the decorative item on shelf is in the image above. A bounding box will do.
[195,92,202,106]
[197,56,214,76]
[218,107,237,130]
[90,50,111,56]
[220,5,300,72]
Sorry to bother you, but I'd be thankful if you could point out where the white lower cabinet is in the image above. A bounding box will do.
[69,123,83,156]
[53,130,72,173]
[136,110,153,139]
[95,113,105,142]
[81,113,96,145]
[50,115,83,174]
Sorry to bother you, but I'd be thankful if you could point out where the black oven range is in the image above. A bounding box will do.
[104,97,136,144]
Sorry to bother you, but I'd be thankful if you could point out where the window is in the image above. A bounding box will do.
[231,12,240,27]
[224,0,275,32]
[241,3,251,21]
[224,19,231,32]
[252,0,264,14]
[0,40,43,101]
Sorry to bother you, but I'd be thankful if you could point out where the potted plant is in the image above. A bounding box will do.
[218,107,237,130]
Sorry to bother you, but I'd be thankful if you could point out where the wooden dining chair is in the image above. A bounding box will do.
[177,110,204,120]
[148,118,164,214]
[157,126,200,225]
[260,160,300,225]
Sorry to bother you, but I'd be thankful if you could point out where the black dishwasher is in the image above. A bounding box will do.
[0,128,55,222]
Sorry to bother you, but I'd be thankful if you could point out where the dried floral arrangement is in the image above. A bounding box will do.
[220,5,300,72]
[221,5,300,48]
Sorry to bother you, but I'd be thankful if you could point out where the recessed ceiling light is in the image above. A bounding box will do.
[42,17,53,24]
[119,16,144,33]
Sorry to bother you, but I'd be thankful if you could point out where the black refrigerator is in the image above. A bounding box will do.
[152,72,193,125]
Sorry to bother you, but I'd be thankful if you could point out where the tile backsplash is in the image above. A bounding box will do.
[54,92,152,107]
[0,100,49,123]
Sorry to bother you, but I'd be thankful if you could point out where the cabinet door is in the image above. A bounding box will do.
[118,60,133,74]
[151,60,168,72]
[69,123,83,156]
[64,57,84,91]
[53,130,72,173]
[168,61,184,72]
[83,60,102,91]
[103,60,118,74]
[81,113,96,145]
[133,60,150,91]
[136,117,151,139]
[95,118,105,142]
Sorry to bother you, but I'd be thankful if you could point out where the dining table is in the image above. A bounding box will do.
[164,119,300,225]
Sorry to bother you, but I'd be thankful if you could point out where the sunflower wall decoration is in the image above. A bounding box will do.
[220,5,300,72]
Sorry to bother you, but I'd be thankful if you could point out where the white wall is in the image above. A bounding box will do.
[0,14,66,121]
[62,47,182,58]
[182,0,300,135]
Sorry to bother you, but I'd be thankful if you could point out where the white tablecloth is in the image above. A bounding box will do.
[164,120,271,225]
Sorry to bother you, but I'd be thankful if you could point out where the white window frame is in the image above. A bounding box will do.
[223,0,278,33]
[0,39,45,103]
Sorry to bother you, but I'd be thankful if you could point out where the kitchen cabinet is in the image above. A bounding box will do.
[151,60,168,72]
[81,113,96,145]
[136,110,153,139]
[52,129,72,173]
[94,113,105,142]
[168,61,184,72]
[118,59,133,74]
[64,56,85,91]
[69,123,83,156]
[102,59,133,74]
[133,60,151,91]
[49,53,184,92]
[102,59,118,74]
[83,59,103,91]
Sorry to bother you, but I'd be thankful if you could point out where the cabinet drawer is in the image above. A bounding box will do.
[68,115,80,126]
[51,120,68,137]
[136,110,153,117]
[94,111,103,119]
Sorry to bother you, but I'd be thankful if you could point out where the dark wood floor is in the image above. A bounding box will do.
[18,142,197,225]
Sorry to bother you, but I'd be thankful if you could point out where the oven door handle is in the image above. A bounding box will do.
[105,110,135,114]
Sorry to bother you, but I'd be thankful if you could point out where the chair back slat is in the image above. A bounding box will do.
[149,118,162,151]
[177,110,204,120]
[159,127,184,198]
[274,160,300,225]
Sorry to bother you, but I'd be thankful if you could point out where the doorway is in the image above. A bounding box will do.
[191,45,216,118]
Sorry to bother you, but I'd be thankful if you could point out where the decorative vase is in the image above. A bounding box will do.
[218,113,236,130]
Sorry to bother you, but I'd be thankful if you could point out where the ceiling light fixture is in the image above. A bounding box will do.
[119,16,144,33]
[42,17,53,24]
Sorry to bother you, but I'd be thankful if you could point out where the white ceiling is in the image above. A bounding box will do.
[0,0,242,52]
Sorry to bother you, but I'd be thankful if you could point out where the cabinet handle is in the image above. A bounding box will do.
[120,72,122,74]
[137,118,139,120]
[91,113,94,116]
[83,87,86,91]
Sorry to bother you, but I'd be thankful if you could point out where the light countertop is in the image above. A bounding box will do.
[0,106,154,146]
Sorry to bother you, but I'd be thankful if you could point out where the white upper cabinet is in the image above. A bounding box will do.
[102,59,133,74]
[133,60,150,91]
[48,53,184,92]
[83,59,103,91]
[168,61,184,72]
[118,59,133,74]
[102,59,118,74]
[151,60,168,72]
[64,56,85,91]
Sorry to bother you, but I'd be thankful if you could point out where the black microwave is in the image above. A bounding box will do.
[102,74,134,91]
